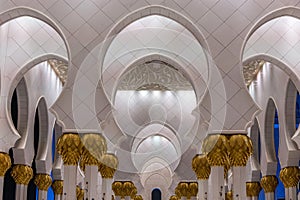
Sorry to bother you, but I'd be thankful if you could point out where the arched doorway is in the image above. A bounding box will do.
[151,188,161,200]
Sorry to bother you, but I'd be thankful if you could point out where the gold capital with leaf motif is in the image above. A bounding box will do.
[176,182,189,198]
[133,195,143,200]
[98,153,118,179]
[0,152,11,176]
[192,154,211,180]
[112,181,123,197]
[188,182,198,198]
[52,180,63,195]
[279,166,300,188]
[11,165,33,185]
[123,181,137,197]
[228,134,253,166]
[261,175,278,193]
[76,186,84,200]
[225,190,233,200]
[246,182,261,197]
[169,195,179,200]
[34,174,52,191]
[56,133,83,165]
[202,135,230,167]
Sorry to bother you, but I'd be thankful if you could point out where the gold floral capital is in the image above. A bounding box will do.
[57,133,83,165]
[261,175,278,193]
[228,134,253,166]
[176,182,188,198]
[188,182,198,198]
[246,182,261,197]
[225,190,233,200]
[279,166,300,188]
[76,186,84,200]
[133,195,143,200]
[98,153,118,179]
[34,174,52,191]
[123,181,137,197]
[11,165,33,185]
[0,152,11,176]
[52,180,63,195]
[169,195,179,200]
[202,135,230,166]
[112,181,123,196]
[192,154,211,180]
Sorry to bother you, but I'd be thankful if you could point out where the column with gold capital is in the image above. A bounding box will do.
[170,195,179,200]
[202,134,229,200]
[192,154,210,200]
[99,153,118,200]
[56,133,83,200]
[260,175,278,200]
[10,164,33,200]
[112,181,123,200]
[176,182,189,200]
[76,185,84,200]
[279,166,300,200]
[123,181,137,200]
[188,182,198,200]
[34,174,52,200]
[228,134,253,200]
[0,152,11,200]
[52,180,63,200]
[80,133,107,200]
[246,182,261,200]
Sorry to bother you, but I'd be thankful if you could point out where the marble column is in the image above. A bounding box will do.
[227,135,253,200]
[10,164,33,200]
[34,174,52,200]
[175,182,189,200]
[188,182,198,200]
[56,133,83,200]
[0,152,11,200]
[202,134,229,200]
[279,167,300,200]
[52,180,63,200]
[260,175,278,200]
[192,154,210,200]
[246,182,261,200]
[99,153,119,200]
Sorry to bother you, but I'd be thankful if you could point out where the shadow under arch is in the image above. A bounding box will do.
[264,98,279,163]
[241,6,300,61]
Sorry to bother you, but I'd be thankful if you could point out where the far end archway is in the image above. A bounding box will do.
[152,188,162,200]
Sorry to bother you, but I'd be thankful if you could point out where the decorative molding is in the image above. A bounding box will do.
[243,60,264,86]
[48,59,68,84]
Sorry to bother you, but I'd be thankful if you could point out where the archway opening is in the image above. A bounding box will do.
[152,188,162,200]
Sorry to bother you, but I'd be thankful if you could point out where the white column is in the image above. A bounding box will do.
[288,187,297,200]
[23,185,28,200]
[181,197,187,200]
[190,197,197,200]
[38,190,47,200]
[198,179,208,200]
[85,165,98,199]
[54,194,62,200]
[208,166,224,200]
[232,166,247,200]
[102,178,113,200]
[63,165,77,200]
[264,192,274,200]
[15,184,22,200]
[124,196,130,200]
[0,176,3,200]
[115,196,121,200]
[251,197,258,200]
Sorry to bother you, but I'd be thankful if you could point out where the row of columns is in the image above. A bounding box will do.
[169,134,300,200]
[56,133,118,200]
[112,181,143,200]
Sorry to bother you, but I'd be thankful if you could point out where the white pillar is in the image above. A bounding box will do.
[124,196,130,200]
[54,194,62,200]
[38,190,47,200]
[181,197,187,200]
[265,192,274,200]
[115,196,121,200]
[102,178,113,200]
[208,166,224,200]
[288,187,297,200]
[197,179,208,200]
[85,165,98,199]
[190,197,197,200]
[0,177,3,200]
[232,166,247,200]
[63,165,77,200]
